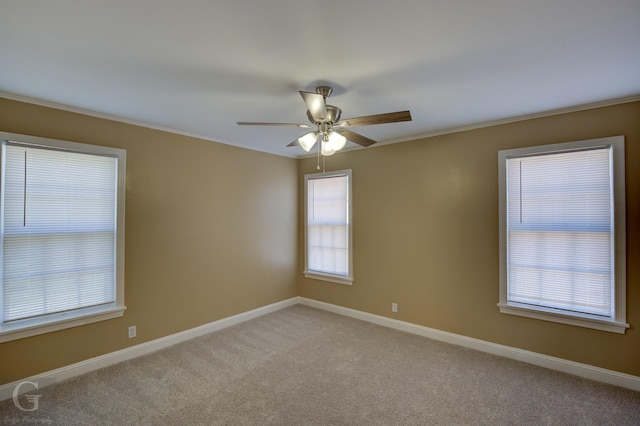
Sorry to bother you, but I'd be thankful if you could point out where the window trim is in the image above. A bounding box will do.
[0,132,126,343]
[304,169,353,285]
[498,136,627,334]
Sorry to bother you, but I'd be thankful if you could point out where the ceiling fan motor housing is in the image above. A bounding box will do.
[307,105,341,124]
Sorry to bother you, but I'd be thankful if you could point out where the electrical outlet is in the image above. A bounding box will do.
[128,326,137,338]
[392,303,398,313]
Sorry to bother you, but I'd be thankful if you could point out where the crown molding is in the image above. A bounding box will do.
[3,91,639,159]
[379,94,640,146]
[0,91,288,158]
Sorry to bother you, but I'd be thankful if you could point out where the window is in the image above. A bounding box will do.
[0,132,126,342]
[498,136,627,333]
[304,170,353,285]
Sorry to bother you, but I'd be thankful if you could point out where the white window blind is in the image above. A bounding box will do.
[2,143,118,323]
[505,147,613,317]
[305,171,352,283]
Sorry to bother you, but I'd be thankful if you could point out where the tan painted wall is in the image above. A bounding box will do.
[298,101,640,376]
[0,98,298,384]
[1,97,637,385]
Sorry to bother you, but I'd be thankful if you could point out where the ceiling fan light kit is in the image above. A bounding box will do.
[238,85,412,157]
[297,127,347,156]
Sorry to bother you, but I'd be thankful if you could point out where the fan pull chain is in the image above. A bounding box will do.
[316,140,321,170]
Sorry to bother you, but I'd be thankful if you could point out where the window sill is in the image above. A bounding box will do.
[0,305,126,343]
[304,271,353,286]
[498,303,629,334]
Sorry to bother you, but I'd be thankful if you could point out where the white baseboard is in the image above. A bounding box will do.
[0,297,298,402]
[298,297,640,392]
[2,295,638,403]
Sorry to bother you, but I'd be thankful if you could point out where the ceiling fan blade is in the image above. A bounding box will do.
[237,122,312,128]
[335,129,377,147]
[286,139,298,147]
[299,91,327,121]
[336,110,412,127]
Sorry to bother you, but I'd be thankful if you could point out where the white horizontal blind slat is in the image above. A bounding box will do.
[506,147,613,317]
[307,175,349,276]
[3,145,117,322]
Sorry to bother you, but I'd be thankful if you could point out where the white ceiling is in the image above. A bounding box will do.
[1,1,639,158]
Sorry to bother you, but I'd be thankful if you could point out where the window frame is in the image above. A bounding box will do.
[0,132,126,343]
[498,135,627,334]
[304,169,353,285]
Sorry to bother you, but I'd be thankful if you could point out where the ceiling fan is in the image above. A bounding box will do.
[237,85,412,156]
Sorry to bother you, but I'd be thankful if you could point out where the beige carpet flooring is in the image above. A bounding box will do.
[1,305,639,425]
